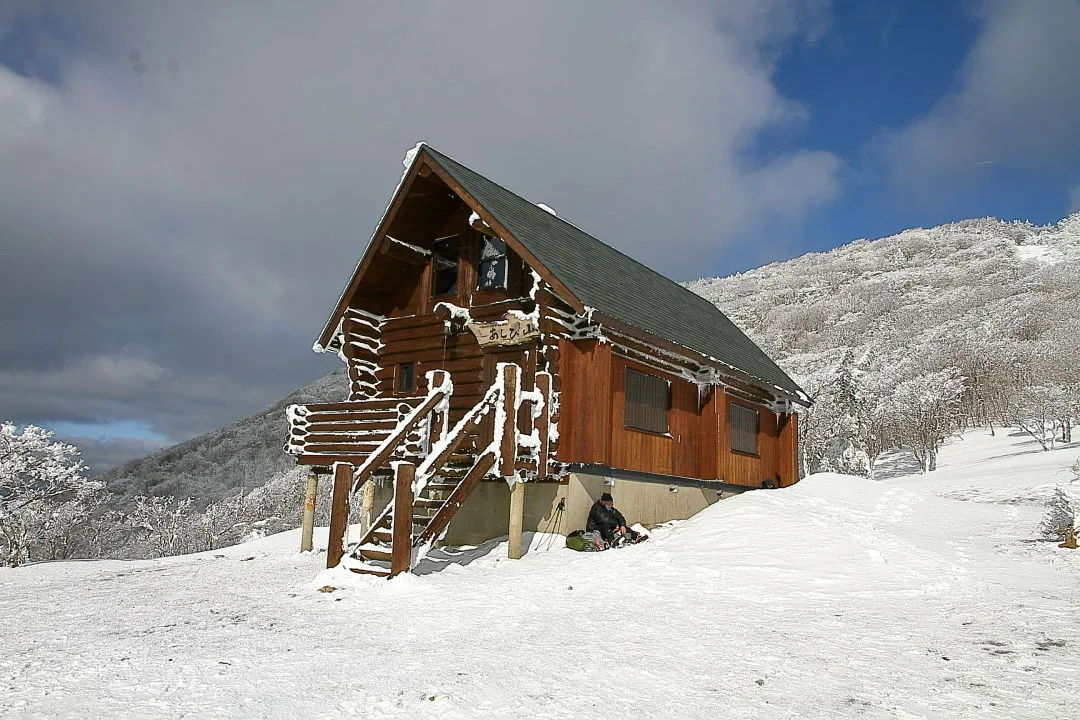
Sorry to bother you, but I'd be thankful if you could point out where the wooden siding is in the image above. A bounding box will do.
[716,389,787,488]
[609,356,677,475]
[556,337,796,487]
[556,338,612,465]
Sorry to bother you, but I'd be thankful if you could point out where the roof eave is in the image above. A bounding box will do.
[591,310,809,405]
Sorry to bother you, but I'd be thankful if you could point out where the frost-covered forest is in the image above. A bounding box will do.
[4,213,1080,566]
[690,212,1080,479]
[1,371,349,565]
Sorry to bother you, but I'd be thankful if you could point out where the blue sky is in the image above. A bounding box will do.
[742,0,1080,265]
[2,0,1079,471]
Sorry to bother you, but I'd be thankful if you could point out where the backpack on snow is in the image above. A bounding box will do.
[565,529,607,552]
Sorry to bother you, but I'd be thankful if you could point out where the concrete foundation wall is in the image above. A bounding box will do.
[562,473,737,533]
[358,472,741,548]
[441,481,566,546]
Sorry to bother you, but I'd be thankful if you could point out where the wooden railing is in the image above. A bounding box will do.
[285,397,426,465]
[339,363,556,577]
[348,370,452,492]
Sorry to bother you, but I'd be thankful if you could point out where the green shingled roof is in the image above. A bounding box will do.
[424,146,805,401]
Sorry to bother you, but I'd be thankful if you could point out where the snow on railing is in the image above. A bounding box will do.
[349,371,453,493]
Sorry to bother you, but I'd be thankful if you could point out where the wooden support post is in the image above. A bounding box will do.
[326,463,351,569]
[508,479,525,560]
[300,471,318,552]
[535,373,551,479]
[428,369,450,446]
[500,363,520,478]
[391,462,415,577]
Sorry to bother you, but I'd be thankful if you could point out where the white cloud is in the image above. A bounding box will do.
[1069,184,1080,214]
[0,1,839,450]
[885,0,1080,193]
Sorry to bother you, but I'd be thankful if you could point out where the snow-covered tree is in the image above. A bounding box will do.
[128,495,199,558]
[0,422,99,566]
[1014,384,1071,451]
[891,368,966,473]
[194,491,249,552]
[1038,484,1078,543]
[20,484,125,562]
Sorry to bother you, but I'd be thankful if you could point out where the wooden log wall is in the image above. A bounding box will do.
[344,210,548,427]
[374,301,542,424]
[341,308,383,399]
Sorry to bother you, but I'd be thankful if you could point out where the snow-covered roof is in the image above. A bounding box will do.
[316,143,805,402]
[422,146,805,401]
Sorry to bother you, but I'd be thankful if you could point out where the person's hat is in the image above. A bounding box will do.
[600,492,613,503]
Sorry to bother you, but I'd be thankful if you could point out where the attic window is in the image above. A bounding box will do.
[432,237,459,297]
[478,236,508,290]
[729,403,759,455]
[624,368,670,434]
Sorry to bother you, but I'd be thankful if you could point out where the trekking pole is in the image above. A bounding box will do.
[542,498,566,550]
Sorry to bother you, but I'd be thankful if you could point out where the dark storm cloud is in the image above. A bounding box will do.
[59,435,170,476]
[0,0,839,457]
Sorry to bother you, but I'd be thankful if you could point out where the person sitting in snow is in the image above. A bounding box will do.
[586,492,644,547]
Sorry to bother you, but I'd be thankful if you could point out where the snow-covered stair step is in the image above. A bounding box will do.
[341,556,391,577]
[355,546,393,563]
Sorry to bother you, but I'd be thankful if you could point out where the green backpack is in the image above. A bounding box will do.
[566,530,606,552]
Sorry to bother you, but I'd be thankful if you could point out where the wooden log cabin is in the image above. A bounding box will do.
[285,143,808,577]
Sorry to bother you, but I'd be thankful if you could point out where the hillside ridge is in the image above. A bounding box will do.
[102,368,348,507]
[103,211,1080,504]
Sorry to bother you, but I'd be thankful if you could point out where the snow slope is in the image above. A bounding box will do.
[2,431,1078,719]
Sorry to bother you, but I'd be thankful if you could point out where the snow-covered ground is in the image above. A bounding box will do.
[3,431,1078,719]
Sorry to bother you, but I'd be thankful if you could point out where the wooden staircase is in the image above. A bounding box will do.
[347,449,481,577]
[287,364,554,578]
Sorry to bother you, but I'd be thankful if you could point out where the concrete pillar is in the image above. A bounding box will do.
[300,471,318,552]
[508,480,525,559]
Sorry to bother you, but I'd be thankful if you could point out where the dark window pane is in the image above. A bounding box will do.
[432,238,459,297]
[729,403,758,454]
[478,236,508,289]
[624,368,670,434]
[397,362,415,393]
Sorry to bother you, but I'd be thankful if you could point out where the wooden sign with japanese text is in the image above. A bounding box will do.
[467,314,540,347]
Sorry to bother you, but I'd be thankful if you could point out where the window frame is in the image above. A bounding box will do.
[395,362,416,395]
[728,401,760,456]
[477,235,509,291]
[623,367,671,435]
[430,236,460,299]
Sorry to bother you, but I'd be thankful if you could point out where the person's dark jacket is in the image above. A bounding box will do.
[586,500,627,541]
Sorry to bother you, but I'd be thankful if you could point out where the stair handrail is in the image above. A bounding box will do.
[412,377,503,497]
[348,369,504,557]
[410,363,521,563]
[351,362,541,572]
[350,370,452,493]
[412,447,497,551]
